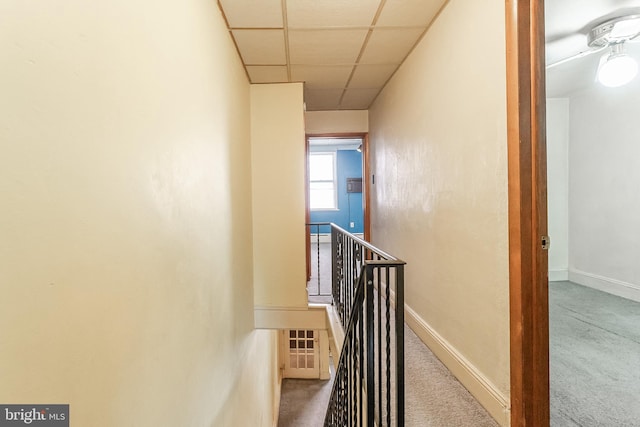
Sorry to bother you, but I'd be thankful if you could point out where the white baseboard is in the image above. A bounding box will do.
[404,305,511,427]
[549,269,568,282]
[272,367,283,427]
[569,269,640,303]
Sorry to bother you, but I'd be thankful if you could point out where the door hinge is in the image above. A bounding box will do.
[541,235,551,250]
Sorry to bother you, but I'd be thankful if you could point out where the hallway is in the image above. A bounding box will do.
[2,0,533,425]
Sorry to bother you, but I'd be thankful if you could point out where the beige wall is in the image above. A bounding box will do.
[0,1,278,426]
[305,110,369,134]
[368,0,510,423]
[212,329,281,426]
[251,84,308,308]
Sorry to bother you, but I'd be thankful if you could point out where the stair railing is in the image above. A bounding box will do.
[306,222,332,298]
[324,224,406,426]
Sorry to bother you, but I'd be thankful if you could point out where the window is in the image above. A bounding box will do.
[309,152,337,210]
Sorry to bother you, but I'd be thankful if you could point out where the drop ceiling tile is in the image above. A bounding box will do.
[232,29,286,64]
[340,88,380,109]
[348,64,397,89]
[287,0,381,28]
[304,88,344,111]
[376,0,445,27]
[246,66,289,83]
[289,29,369,65]
[219,0,283,28]
[291,65,353,89]
[359,28,425,64]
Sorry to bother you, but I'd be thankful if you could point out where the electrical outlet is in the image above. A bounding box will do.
[350,222,355,228]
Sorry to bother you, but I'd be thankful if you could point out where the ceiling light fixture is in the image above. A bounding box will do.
[547,14,640,89]
[597,42,638,87]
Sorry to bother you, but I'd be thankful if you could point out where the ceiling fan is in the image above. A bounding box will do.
[547,14,640,87]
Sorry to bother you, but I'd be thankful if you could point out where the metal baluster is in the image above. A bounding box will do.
[366,266,375,427]
[324,223,405,427]
[395,265,405,426]
[385,267,391,426]
[316,224,321,295]
[377,259,383,426]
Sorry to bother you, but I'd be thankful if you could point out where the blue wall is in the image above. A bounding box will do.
[310,149,363,233]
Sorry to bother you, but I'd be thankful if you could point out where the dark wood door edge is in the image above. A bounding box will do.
[505,1,550,426]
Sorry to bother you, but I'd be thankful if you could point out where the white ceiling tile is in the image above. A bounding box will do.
[304,88,344,111]
[348,64,397,88]
[232,30,286,64]
[340,88,380,109]
[246,66,289,83]
[289,29,369,65]
[287,0,381,28]
[359,28,424,64]
[376,0,445,27]
[219,0,284,28]
[291,65,353,89]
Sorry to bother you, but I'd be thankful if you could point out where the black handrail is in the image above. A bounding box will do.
[322,223,406,426]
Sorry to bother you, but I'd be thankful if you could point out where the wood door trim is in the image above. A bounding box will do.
[362,134,371,242]
[305,136,311,282]
[505,1,550,426]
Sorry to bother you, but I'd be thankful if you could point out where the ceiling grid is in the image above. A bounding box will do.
[218,0,447,110]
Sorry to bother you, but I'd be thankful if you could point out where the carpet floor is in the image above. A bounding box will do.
[277,376,333,427]
[278,324,498,426]
[550,281,640,426]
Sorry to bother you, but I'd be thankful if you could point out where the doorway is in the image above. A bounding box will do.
[544,4,640,423]
[304,133,370,303]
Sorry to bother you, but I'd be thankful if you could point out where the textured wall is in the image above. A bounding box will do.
[0,1,279,425]
[305,110,369,134]
[568,79,640,299]
[547,98,570,281]
[368,0,510,410]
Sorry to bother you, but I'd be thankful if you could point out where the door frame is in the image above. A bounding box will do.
[304,132,371,280]
[506,1,550,426]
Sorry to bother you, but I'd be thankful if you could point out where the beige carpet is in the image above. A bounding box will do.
[278,324,498,426]
[404,325,498,426]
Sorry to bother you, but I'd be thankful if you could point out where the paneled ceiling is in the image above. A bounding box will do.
[216,0,640,107]
[217,0,446,111]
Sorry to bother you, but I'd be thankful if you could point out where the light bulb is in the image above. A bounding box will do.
[598,53,638,87]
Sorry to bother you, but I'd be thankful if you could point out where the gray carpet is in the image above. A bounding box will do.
[404,325,498,427]
[550,281,640,427]
[278,325,498,426]
[278,377,333,427]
